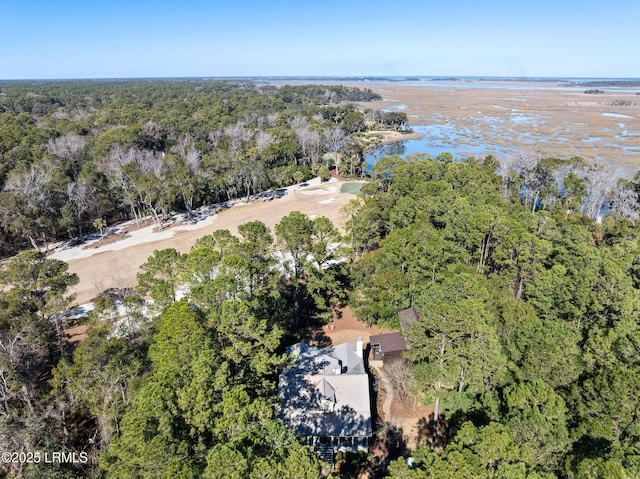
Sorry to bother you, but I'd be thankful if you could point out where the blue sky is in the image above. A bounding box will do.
[2,0,638,79]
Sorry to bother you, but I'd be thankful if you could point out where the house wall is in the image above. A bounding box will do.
[370,347,404,365]
[382,350,405,364]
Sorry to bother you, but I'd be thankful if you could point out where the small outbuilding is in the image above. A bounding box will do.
[398,306,420,332]
[369,331,408,366]
[368,307,420,366]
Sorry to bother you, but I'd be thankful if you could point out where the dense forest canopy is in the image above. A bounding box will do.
[2,79,640,478]
[0,79,396,257]
[3,153,639,477]
[0,211,345,478]
[345,155,640,478]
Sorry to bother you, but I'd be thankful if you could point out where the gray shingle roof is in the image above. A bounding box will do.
[279,342,372,438]
[398,307,420,332]
[286,342,365,375]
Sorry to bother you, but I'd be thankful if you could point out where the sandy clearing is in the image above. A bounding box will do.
[300,186,338,196]
[62,178,359,304]
[52,217,215,262]
[311,305,393,347]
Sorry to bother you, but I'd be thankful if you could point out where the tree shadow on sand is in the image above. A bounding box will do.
[370,421,407,468]
[299,318,332,348]
[416,413,449,450]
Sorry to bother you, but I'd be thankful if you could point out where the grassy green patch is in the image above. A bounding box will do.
[340,182,363,195]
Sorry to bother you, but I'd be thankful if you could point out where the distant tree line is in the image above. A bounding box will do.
[570,80,640,88]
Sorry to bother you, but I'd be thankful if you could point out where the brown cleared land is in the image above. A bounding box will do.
[63,179,357,304]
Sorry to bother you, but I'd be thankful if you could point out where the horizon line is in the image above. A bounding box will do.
[2,75,640,83]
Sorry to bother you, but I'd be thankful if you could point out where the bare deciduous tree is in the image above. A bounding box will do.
[225,122,253,156]
[4,163,50,199]
[385,359,414,404]
[293,116,322,166]
[496,153,519,200]
[67,179,97,236]
[46,134,86,179]
[101,146,166,227]
[135,151,167,228]
[138,150,164,178]
[46,134,86,161]
[580,162,617,220]
[3,163,56,249]
[516,149,544,212]
[324,127,346,175]
[208,129,224,149]
[255,131,275,154]
[172,134,202,174]
[101,145,142,225]
[266,112,279,127]
[609,183,639,220]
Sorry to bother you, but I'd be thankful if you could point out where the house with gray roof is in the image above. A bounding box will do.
[278,338,372,462]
